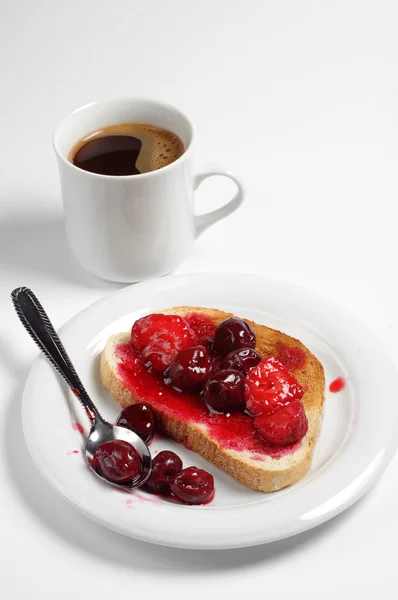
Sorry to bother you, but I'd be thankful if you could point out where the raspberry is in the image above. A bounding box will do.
[141,340,173,372]
[131,314,196,372]
[245,357,304,416]
[254,400,308,446]
[184,313,217,349]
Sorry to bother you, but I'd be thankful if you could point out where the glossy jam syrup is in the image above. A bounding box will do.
[66,450,79,456]
[116,313,298,458]
[329,377,346,393]
[275,342,306,371]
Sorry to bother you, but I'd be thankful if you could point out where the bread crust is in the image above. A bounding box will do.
[100,307,325,492]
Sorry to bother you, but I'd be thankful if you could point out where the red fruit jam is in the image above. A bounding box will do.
[275,341,307,371]
[116,314,301,458]
[329,377,346,393]
[72,422,84,435]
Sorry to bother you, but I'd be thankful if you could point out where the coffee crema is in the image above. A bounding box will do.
[69,123,184,176]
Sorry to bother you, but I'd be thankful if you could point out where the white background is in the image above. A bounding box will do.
[1,0,398,598]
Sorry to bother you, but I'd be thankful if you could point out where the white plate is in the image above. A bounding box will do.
[22,273,398,549]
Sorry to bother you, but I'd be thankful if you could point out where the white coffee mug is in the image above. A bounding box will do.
[53,98,245,282]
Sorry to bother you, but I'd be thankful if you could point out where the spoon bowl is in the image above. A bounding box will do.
[12,286,152,490]
[85,420,152,488]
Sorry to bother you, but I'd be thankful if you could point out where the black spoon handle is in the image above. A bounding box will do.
[11,286,102,425]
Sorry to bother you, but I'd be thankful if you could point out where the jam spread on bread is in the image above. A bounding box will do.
[100,307,326,494]
[275,341,307,371]
[115,313,308,457]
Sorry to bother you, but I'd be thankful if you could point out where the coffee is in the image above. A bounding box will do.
[69,123,184,176]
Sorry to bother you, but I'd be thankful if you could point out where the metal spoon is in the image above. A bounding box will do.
[12,286,152,489]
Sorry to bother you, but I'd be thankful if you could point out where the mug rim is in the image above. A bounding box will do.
[53,97,195,181]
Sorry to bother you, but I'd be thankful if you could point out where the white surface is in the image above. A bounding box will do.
[1,0,397,596]
[55,98,243,281]
[23,274,398,548]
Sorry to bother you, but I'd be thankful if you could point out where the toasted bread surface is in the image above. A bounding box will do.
[101,307,325,492]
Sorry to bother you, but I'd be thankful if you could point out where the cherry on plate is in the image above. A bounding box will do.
[171,466,214,504]
[143,450,183,495]
[245,357,305,416]
[117,404,155,444]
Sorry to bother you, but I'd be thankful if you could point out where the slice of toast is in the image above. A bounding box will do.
[100,307,325,492]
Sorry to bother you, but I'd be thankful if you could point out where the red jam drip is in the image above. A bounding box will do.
[276,342,306,371]
[72,422,84,434]
[329,377,345,393]
[116,313,299,458]
[66,449,79,456]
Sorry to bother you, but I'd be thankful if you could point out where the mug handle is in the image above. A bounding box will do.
[194,168,245,237]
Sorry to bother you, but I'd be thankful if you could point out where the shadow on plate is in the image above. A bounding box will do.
[0,201,121,290]
[4,373,369,574]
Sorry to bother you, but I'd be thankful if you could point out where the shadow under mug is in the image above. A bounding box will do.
[53,98,245,283]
